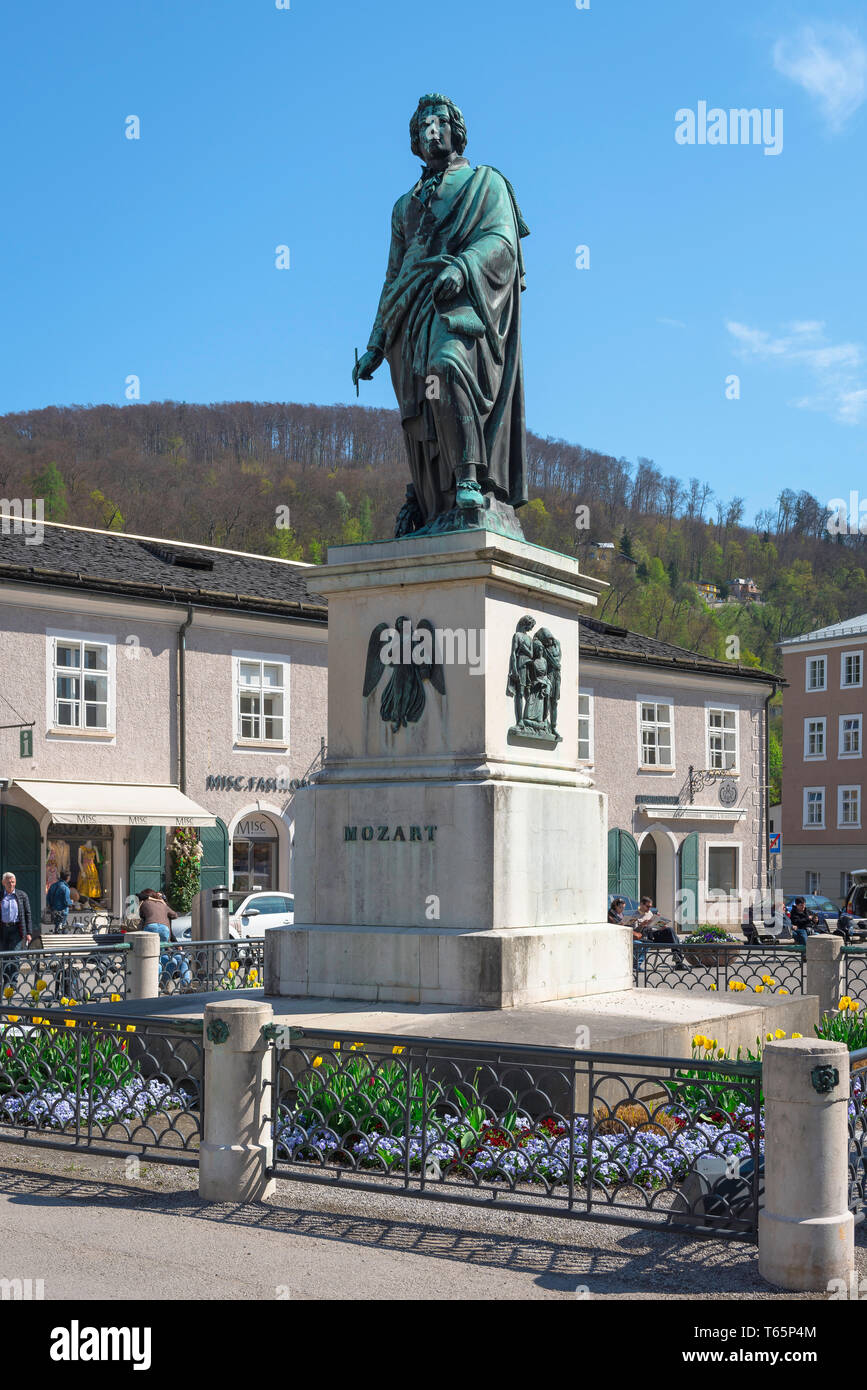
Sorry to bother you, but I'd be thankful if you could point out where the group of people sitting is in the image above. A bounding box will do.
[608,895,688,968]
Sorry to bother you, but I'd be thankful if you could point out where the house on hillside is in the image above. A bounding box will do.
[696,581,723,603]
[730,577,761,603]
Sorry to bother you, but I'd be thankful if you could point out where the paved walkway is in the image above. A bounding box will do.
[0,1146,859,1300]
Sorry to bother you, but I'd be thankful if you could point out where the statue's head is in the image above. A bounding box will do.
[516,614,535,633]
[410,93,467,161]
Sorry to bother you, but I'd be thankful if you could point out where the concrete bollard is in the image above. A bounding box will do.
[805,934,844,1021]
[759,1038,853,1291]
[200,998,276,1204]
[124,931,160,1000]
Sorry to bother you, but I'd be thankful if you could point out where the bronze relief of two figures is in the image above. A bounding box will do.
[507,616,562,743]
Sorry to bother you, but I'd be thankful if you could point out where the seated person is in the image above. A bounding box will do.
[789,897,825,946]
[627,896,687,969]
[608,897,627,924]
[137,888,191,987]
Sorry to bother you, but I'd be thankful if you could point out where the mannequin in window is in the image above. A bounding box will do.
[77,840,102,901]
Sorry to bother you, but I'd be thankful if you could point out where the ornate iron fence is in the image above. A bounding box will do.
[0,945,128,1007]
[265,1026,763,1240]
[157,939,264,995]
[844,949,867,1008]
[0,1003,202,1166]
[849,1047,867,1224]
[634,942,804,997]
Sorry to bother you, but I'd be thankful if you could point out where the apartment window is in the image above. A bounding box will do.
[52,638,110,730]
[707,706,738,771]
[806,871,821,895]
[838,785,861,828]
[806,656,827,691]
[236,659,286,743]
[841,651,863,689]
[639,700,673,767]
[839,715,862,757]
[804,717,826,759]
[803,787,825,828]
[841,871,854,900]
[707,845,739,895]
[578,689,594,763]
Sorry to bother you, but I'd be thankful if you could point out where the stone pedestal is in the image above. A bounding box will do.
[270,529,627,1006]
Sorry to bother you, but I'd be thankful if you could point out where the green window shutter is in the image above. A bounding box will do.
[619,830,639,902]
[199,819,229,892]
[607,828,620,895]
[128,826,166,900]
[1,807,41,915]
[607,827,638,900]
[679,831,700,926]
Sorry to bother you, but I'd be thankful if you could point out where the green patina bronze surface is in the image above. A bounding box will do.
[363,616,446,731]
[506,616,562,744]
[352,94,530,540]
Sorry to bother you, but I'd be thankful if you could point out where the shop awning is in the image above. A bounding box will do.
[13,781,217,828]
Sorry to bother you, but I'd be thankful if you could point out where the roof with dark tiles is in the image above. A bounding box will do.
[578,615,782,687]
[0,520,326,621]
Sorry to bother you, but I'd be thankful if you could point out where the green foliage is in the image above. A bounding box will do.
[31,460,68,520]
[815,998,867,1050]
[768,728,782,803]
[168,827,202,912]
[0,1020,137,1091]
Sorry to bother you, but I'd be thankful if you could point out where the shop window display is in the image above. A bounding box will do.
[46,825,112,907]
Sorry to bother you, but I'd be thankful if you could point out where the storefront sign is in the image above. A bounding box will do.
[205,774,296,793]
[235,816,277,839]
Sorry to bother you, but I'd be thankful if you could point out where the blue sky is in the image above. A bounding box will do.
[1,0,865,520]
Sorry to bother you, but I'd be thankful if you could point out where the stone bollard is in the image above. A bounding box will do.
[200,998,276,1204]
[758,1038,853,1291]
[124,931,160,1000]
[805,934,844,1022]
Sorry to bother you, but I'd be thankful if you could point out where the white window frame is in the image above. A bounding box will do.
[637,697,675,769]
[703,840,742,925]
[839,714,862,759]
[805,654,827,692]
[837,784,862,830]
[45,629,116,739]
[233,652,290,749]
[803,716,826,760]
[578,687,594,764]
[705,703,739,772]
[802,786,826,829]
[806,871,821,895]
[841,649,864,690]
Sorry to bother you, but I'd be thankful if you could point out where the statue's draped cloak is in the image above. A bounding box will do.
[368,162,529,519]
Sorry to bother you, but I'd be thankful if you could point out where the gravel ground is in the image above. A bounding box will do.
[0,1142,862,1300]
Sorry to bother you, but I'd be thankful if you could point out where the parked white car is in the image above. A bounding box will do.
[172,891,294,942]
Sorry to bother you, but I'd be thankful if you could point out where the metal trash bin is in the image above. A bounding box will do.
[190,885,230,941]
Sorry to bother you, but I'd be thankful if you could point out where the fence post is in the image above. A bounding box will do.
[759,1038,853,1291]
[200,998,275,1203]
[124,932,160,1000]
[805,935,844,1020]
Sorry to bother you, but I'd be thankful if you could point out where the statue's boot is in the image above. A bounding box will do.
[455,467,484,510]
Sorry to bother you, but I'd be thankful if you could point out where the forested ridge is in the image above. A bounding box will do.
[2,399,866,686]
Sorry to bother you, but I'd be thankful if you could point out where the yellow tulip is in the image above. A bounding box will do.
[392,1045,405,1054]
[125,1025,136,1033]
[6,1015,18,1023]
[717,1047,725,1058]
[839,997,852,1010]
[775,1029,786,1039]
[711,1039,718,1049]
[777,987,789,995]
[755,984,764,993]
[230,961,239,971]
[312,1056,323,1068]
[2,986,12,1000]
[792,1032,803,1039]
[110,993,121,1003]
[34,979,47,992]
[709,983,717,991]
[692,1034,704,1049]
[850,1000,860,1012]
[64,1019,76,1028]
[333,1041,340,1050]
[766,1032,773,1041]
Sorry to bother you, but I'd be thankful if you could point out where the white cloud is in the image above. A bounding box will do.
[727,319,867,424]
[657,316,686,329]
[773,24,867,130]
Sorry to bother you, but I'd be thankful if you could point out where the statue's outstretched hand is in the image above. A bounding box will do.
[433,265,464,302]
[352,348,383,387]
